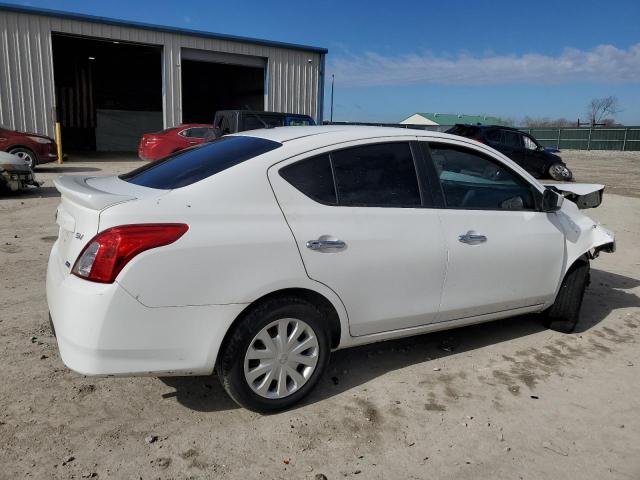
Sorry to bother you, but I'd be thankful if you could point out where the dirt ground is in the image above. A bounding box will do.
[1,151,639,480]
[561,150,640,198]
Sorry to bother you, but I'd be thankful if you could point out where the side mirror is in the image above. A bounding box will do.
[542,188,564,212]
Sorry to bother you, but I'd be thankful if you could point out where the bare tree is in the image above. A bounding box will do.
[587,96,621,125]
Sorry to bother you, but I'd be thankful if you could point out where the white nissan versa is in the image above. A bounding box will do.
[46,126,615,411]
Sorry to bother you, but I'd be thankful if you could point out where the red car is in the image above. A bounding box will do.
[138,124,215,161]
[0,125,58,169]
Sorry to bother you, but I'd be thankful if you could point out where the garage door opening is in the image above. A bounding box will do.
[181,51,265,124]
[52,34,162,152]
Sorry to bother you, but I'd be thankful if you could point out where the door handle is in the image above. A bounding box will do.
[458,230,487,245]
[306,237,346,251]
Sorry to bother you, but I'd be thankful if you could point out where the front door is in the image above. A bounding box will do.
[424,141,565,321]
[269,140,447,336]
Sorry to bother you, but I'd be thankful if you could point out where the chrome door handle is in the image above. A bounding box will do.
[306,238,346,251]
[458,230,487,245]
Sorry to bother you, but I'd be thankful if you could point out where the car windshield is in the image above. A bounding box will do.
[120,135,281,189]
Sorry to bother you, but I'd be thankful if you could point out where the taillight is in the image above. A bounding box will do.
[71,224,188,283]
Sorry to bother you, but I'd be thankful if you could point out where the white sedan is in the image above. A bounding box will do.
[46,126,615,411]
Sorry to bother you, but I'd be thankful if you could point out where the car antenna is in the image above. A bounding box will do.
[244,105,273,129]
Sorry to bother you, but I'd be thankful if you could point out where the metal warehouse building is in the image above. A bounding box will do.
[0,4,326,151]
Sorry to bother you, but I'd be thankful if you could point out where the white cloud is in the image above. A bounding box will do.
[329,44,640,87]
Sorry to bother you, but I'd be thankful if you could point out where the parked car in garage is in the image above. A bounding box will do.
[212,110,315,137]
[0,125,58,169]
[47,126,614,412]
[138,124,216,161]
[0,151,41,193]
[446,124,573,181]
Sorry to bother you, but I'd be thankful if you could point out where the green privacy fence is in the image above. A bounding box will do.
[326,122,640,151]
[521,127,640,151]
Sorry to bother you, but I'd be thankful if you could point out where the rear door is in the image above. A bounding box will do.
[269,139,447,336]
[423,141,564,321]
[499,129,527,168]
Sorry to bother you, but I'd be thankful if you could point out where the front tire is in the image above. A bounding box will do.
[548,162,573,181]
[216,297,330,412]
[544,259,590,333]
[9,147,37,169]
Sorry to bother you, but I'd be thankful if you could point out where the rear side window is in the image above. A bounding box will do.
[502,130,522,147]
[447,125,478,137]
[243,116,285,131]
[485,129,501,142]
[280,154,336,204]
[281,143,421,208]
[332,143,421,207]
[121,136,281,189]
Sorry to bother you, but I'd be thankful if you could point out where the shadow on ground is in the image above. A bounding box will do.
[63,151,140,162]
[37,166,102,173]
[160,268,638,413]
[0,186,60,199]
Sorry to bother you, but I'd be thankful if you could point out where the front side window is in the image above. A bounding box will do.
[280,142,422,208]
[428,143,534,210]
[523,135,538,150]
[121,136,281,189]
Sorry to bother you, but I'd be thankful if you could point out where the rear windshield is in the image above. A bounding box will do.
[121,136,281,189]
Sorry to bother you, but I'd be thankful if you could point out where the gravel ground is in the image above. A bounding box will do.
[561,150,640,198]
[1,152,639,479]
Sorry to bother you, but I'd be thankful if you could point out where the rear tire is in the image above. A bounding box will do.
[548,162,573,181]
[8,147,37,169]
[544,259,590,333]
[216,296,330,412]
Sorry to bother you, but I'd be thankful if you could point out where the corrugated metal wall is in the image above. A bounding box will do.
[0,10,324,138]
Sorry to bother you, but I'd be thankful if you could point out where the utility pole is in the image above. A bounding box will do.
[330,74,335,123]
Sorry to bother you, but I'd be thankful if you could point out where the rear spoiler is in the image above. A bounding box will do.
[543,183,604,209]
[54,176,136,210]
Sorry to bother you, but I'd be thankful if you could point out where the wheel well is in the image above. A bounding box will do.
[7,145,38,159]
[565,254,590,280]
[226,288,342,350]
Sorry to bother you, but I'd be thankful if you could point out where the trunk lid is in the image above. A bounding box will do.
[52,175,162,277]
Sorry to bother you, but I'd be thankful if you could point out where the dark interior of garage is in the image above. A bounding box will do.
[181,60,264,124]
[52,34,162,151]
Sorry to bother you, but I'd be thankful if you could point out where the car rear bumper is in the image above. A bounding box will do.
[46,243,246,376]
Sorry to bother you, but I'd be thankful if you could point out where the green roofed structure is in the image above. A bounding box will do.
[400,112,508,126]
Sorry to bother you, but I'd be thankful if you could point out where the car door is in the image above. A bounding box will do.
[268,140,447,337]
[522,133,547,177]
[423,141,564,322]
[499,129,527,169]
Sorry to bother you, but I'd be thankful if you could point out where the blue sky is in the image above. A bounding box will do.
[7,0,640,123]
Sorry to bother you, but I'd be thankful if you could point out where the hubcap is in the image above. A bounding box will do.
[244,318,319,399]
[552,164,570,178]
[14,151,33,168]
